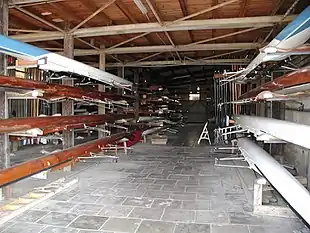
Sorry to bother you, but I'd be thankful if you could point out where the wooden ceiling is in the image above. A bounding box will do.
[8,0,309,67]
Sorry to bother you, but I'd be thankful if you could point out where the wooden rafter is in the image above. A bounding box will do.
[79,0,113,25]
[172,0,238,24]
[48,2,85,25]
[178,0,194,42]
[71,0,116,32]
[186,27,263,47]
[233,0,249,44]
[239,0,249,17]
[114,0,156,47]
[14,5,64,32]
[144,0,181,59]
[115,0,138,23]
[201,49,249,60]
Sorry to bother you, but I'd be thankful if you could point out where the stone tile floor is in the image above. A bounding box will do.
[1,144,309,233]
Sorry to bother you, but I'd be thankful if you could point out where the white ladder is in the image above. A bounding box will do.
[198,122,211,145]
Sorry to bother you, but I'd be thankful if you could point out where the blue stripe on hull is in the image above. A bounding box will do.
[276,6,310,41]
[0,35,48,58]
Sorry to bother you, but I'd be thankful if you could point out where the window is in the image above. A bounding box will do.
[189,93,200,100]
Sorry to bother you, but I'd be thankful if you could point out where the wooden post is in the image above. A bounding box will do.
[62,24,74,149]
[98,46,106,138]
[0,0,10,199]
[117,66,124,95]
[134,69,140,119]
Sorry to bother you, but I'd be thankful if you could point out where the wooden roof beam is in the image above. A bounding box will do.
[144,0,180,59]
[178,0,194,42]
[187,27,264,47]
[201,49,249,60]
[13,5,64,32]
[9,0,64,7]
[173,0,238,23]
[79,0,113,25]
[114,0,156,47]
[239,0,249,17]
[11,15,296,42]
[71,0,116,32]
[74,43,260,55]
[115,0,138,23]
[105,59,249,67]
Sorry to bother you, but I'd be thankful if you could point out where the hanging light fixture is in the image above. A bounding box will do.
[133,0,148,15]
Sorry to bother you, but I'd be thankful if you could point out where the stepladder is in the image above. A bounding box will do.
[198,122,211,145]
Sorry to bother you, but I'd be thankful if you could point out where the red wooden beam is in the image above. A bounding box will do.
[0,75,135,102]
[238,67,310,100]
[0,132,129,187]
[0,114,134,133]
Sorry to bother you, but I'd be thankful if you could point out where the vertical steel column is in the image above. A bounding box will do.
[62,24,74,149]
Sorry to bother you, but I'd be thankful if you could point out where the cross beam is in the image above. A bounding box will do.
[10,15,295,42]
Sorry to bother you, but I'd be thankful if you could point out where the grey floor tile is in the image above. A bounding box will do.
[131,178,155,184]
[122,197,154,207]
[3,222,45,233]
[147,174,168,179]
[38,212,78,227]
[175,223,211,233]
[0,221,14,232]
[185,187,212,193]
[182,200,211,210]
[117,188,146,197]
[114,183,140,189]
[144,190,171,199]
[197,192,223,200]
[51,192,77,202]
[170,192,197,200]
[78,231,111,233]
[162,209,195,223]
[138,184,163,191]
[96,195,126,205]
[229,212,264,225]
[161,185,185,192]
[129,207,163,220]
[136,220,175,233]
[69,203,103,215]
[98,205,133,217]
[15,210,48,222]
[101,217,141,233]
[249,225,310,233]
[34,200,76,212]
[152,199,182,209]
[154,179,177,185]
[40,226,79,233]
[168,174,190,180]
[69,215,108,230]
[212,224,249,233]
[177,180,199,186]
[70,194,100,204]
[196,210,229,224]
[92,188,119,196]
